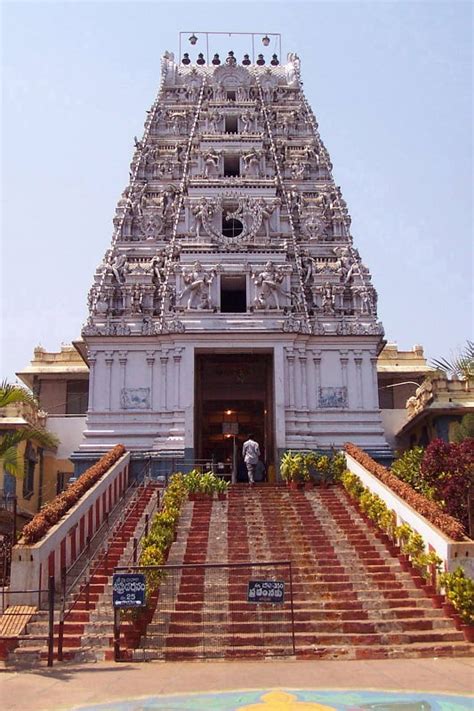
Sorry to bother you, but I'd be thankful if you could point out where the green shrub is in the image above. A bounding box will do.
[182,469,227,495]
[440,567,474,624]
[392,447,425,490]
[341,470,365,499]
[280,451,307,482]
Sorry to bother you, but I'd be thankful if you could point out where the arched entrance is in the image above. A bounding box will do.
[195,352,274,481]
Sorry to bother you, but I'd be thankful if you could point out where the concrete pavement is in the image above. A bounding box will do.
[0,657,473,710]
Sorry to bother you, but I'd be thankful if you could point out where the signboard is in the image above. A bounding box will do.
[247,580,285,604]
[112,573,146,608]
[222,422,239,435]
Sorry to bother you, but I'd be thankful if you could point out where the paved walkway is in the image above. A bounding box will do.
[0,657,473,710]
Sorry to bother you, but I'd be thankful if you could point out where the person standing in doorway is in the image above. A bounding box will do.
[242,434,260,486]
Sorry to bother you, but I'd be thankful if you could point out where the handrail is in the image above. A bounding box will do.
[65,479,145,608]
[119,487,160,568]
[63,473,138,596]
[112,561,297,661]
[57,459,153,660]
[115,560,293,572]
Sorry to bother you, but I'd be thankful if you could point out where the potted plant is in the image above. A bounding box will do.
[216,477,229,500]
[328,450,346,484]
[280,451,306,488]
[199,471,217,498]
[304,452,329,487]
[395,523,414,571]
[183,469,202,500]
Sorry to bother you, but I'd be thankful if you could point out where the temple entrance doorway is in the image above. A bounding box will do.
[195,352,274,481]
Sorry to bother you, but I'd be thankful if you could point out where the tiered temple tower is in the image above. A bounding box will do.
[79,45,390,473]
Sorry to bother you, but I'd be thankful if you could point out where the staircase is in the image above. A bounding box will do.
[133,484,472,661]
[6,481,159,666]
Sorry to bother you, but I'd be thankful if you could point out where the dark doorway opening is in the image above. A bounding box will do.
[195,353,274,478]
[220,275,246,313]
[224,154,240,177]
[225,115,238,134]
[226,90,236,101]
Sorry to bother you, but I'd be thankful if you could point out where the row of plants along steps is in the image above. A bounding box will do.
[7,482,159,666]
[123,498,214,661]
[162,499,213,657]
[149,483,472,660]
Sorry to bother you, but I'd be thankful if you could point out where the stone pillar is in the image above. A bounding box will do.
[118,351,128,392]
[88,350,97,411]
[104,351,114,411]
[173,348,183,408]
[340,350,349,406]
[354,350,364,409]
[298,348,307,409]
[312,350,322,408]
[370,355,380,409]
[286,348,295,409]
[146,350,155,409]
[160,351,169,410]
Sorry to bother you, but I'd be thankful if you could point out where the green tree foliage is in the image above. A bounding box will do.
[391,446,434,497]
[0,381,58,477]
[452,413,474,443]
[430,340,474,381]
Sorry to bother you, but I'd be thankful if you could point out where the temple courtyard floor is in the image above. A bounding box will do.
[0,657,473,710]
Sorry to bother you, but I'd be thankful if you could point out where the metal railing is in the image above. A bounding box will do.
[119,491,160,569]
[57,461,156,661]
[143,456,234,484]
[0,534,13,587]
[1,577,55,667]
[113,561,296,661]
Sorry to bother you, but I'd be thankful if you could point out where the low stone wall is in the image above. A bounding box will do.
[9,453,131,604]
[345,452,474,576]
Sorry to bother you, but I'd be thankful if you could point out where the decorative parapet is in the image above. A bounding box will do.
[0,401,47,430]
[9,451,130,604]
[406,374,474,421]
[344,444,473,576]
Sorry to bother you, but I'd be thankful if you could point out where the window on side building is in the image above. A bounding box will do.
[23,442,37,499]
[66,380,89,415]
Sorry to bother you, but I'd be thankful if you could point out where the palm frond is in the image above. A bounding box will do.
[0,427,59,459]
[0,380,37,409]
[430,341,474,380]
[1,445,24,478]
[19,427,59,450]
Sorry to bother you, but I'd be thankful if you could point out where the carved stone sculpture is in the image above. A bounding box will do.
[178,262,216,310]
[257,199,275,239]
[109,254,129,284]
[242,150,261,177]
[252,261,289,310]
[203,150,220,178]
[321,282,336,313]
[192,198,215,239]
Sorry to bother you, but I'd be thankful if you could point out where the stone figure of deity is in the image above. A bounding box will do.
[240,110,253,134]
[110,254,128,284]
[321,282,336,313]
[178,262,216,310]
[252,261,289,310]
[257,199,275,239]
[192,198,214,239]
[203,151,220,178]
[242,150,261,177]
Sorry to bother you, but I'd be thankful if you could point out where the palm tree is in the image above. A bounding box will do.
[430,340,474,382]
[0,380,59,478]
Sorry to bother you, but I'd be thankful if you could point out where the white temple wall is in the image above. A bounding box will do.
[81,334,386,459]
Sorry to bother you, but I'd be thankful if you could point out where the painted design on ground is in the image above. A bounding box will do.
[73,688,474,711]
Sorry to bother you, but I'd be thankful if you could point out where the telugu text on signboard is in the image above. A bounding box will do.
[247,580,285,604]
[112,573,146,608]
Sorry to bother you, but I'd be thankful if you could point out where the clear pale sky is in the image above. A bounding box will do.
[1,1,472,381]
